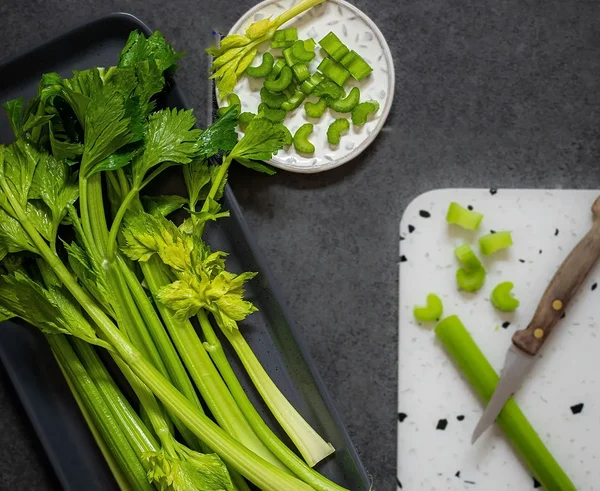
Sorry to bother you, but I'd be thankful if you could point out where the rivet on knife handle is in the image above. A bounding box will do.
[513,197,600,355]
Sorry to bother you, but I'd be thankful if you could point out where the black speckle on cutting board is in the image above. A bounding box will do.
[400,235,405,241]
[455,471,461,478]
[396,477,403,488]
[408,225,415,233]
[561,312,566,319]
[400,255,407,263]
[436,418,448,430]
[419,210,431,218]
[490,230,496,234]
[555,228,560,236]
[539,249,543,254]
[533,477,541,488]
[398,412,407,422]
[519,259,526,263]
[457,415,465,421]
[464,481,476,485]
[592,282,597,291]
[490,188,498,195]
[571,403,584,415]
[467,205,474,211]
[502,321,511,329]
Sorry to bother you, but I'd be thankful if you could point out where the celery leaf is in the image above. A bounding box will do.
[131,108,202,187]
[118,31,183,74]
[2,139,42,208]
[141,195,188,218]
[3,98,23,138]
[197,107,239,160]
[229,117,286,162]
[0,208,37,259]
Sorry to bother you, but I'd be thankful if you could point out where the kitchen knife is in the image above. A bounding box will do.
[471,196,600,444]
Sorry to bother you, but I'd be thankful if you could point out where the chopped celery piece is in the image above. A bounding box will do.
[456,267,486,292]
[351,100,379,125]
[257,103,286,123]
[304,98,328,118]
[435,316,577,491]
[303,39,316,52]
[260,87,288,109]
[283,46,302,66]
[319,31,349,62]
[281,90,306,112]
[238,112,256,125]
[413,294,443,322]
[217,93,241,117]
[264,65,293,92]
[293,123,315,154]
[313,79,345,100]
[292,63,310,83]
[246,52,275,78]
[274,123,293,146]
[291,40,315,62]
[446,202,483,230]
[454,244,483,272]
[340,50,373,80]
[300,72,325,95]
[326,118,349,145]
[327,86,360,113]
[317,58,350,86]
[286,80,298,97]
[491,281,520,312]
[270,28,298,49]
[238,112,256,131]
[266,59,287,81]
[479,231,513,255]
[455,243,486,292]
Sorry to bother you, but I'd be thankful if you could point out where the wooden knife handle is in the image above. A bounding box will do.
[513,197,600,355]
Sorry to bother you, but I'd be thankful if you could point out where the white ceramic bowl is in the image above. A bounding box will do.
[217,0,395,173]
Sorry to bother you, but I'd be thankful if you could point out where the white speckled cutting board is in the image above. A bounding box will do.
[397,189,600,491]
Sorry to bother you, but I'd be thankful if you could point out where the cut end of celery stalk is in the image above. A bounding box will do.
[446,202,484,230]
[435,316,576,491]
[224,328,335,467]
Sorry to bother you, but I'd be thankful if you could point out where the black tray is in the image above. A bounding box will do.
[0,12,370,491]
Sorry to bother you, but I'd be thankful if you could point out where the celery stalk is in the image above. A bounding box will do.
[140,256,288,473]
[198,311,349,491]
[72,339,159,456]
[55,347,135,491]
[220,325,335,467]
[47,336,153,491]
[435,316,576,491]
[0,176,313,490]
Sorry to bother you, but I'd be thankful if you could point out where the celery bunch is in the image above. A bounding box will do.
[0,30,345,491]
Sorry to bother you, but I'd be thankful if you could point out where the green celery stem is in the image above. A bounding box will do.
[107,188,138,260]
[220,324,334,467]
[198,311,349,491]
[139,257,289,474]
[0,180,311,490]
[54,344,136,491]
[435,316,576,491]
[72,339,159,456]
[273,0,326,29]
[118,255,203,450]
[47,336,153,491]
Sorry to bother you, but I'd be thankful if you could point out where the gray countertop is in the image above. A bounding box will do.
[1,0,599,490]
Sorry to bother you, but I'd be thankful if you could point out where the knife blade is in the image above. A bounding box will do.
[471,196,600,444]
